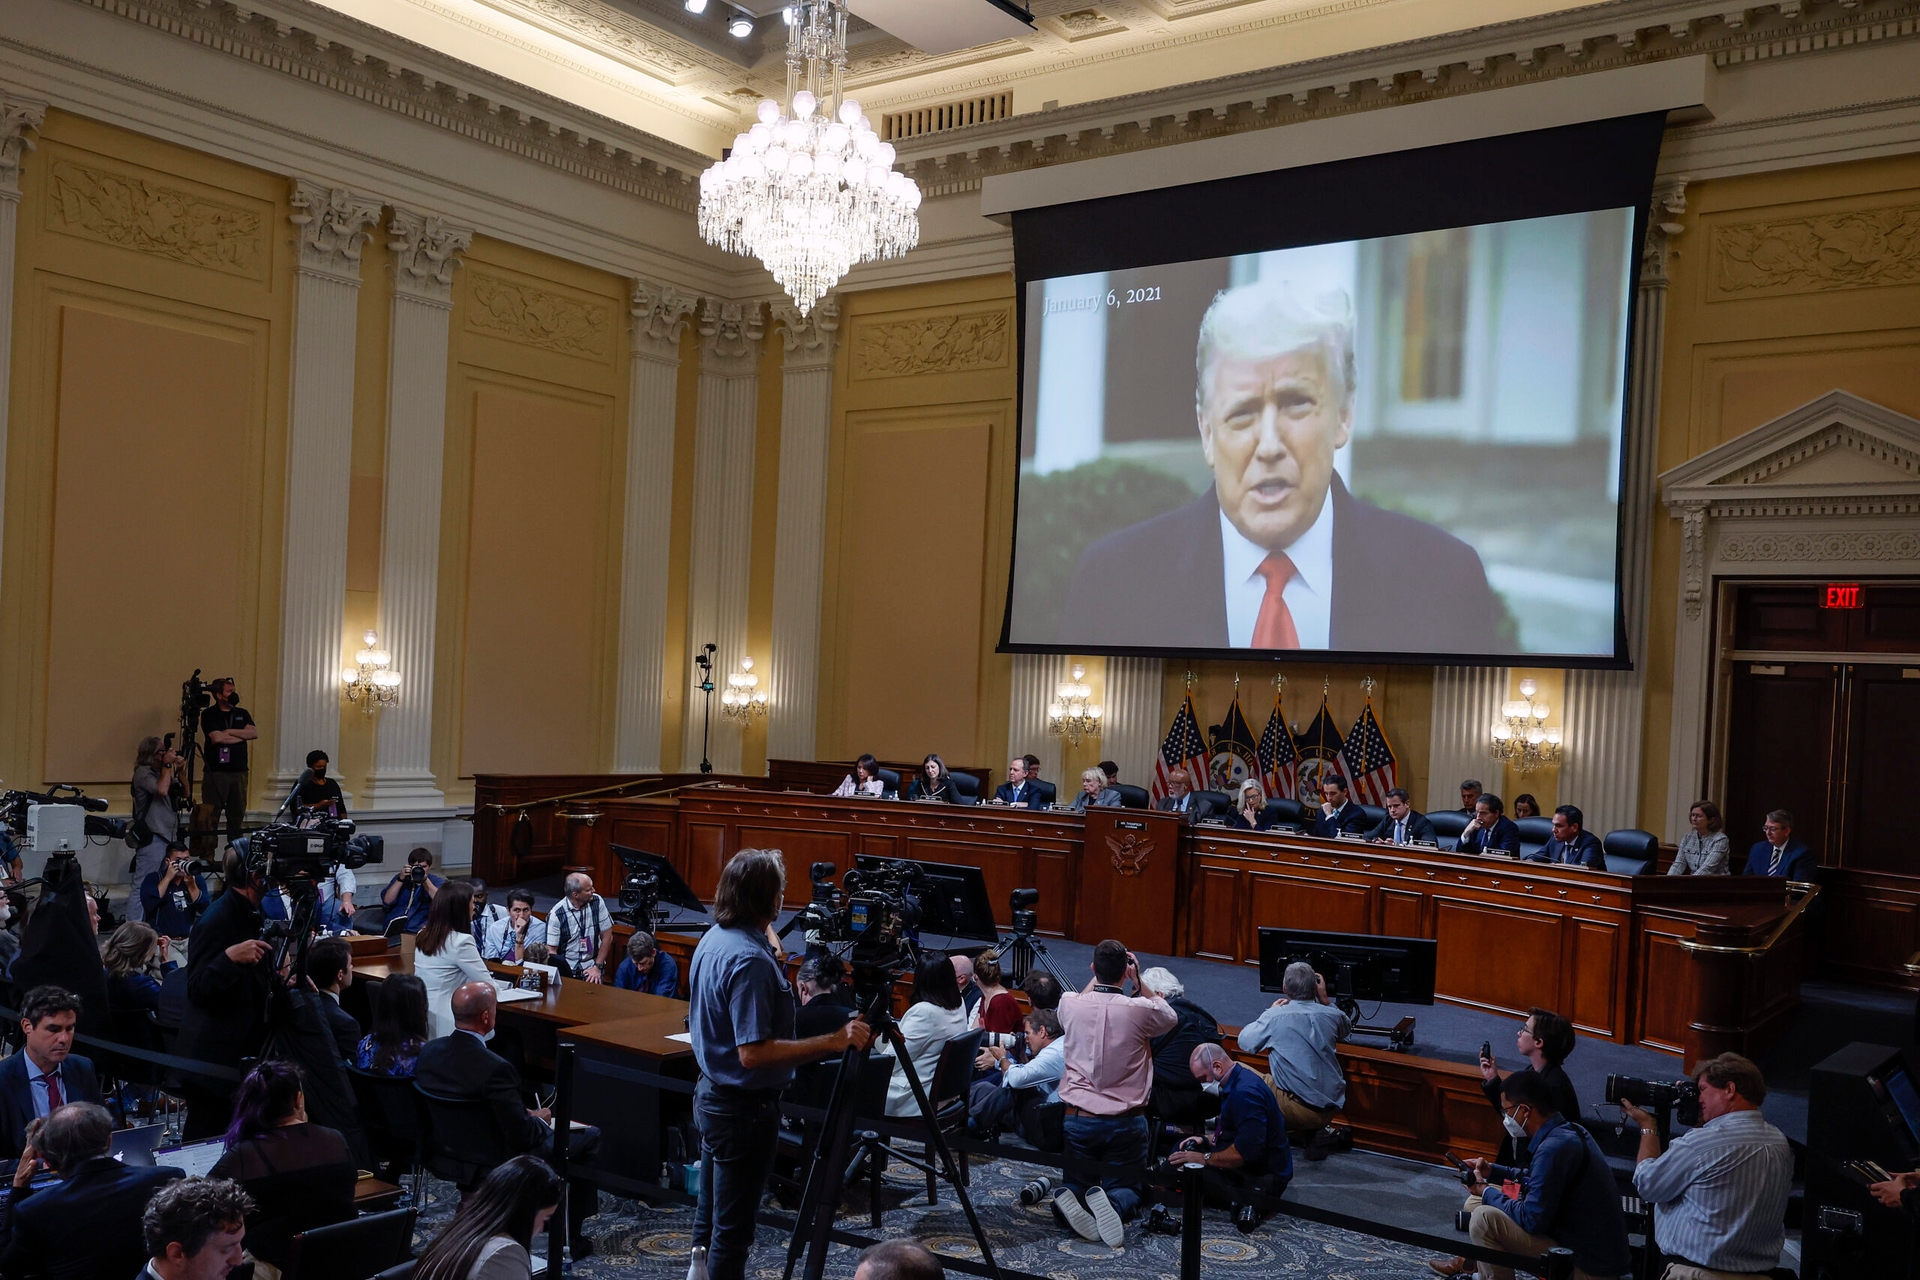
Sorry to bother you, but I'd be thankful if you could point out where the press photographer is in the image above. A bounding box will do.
[138,846,207,961]
[1619,1053,1793,1280]
[127,736,185,924]
[199,678,256,845]
[379,848,444,935]
[1167,1042,1291,1234]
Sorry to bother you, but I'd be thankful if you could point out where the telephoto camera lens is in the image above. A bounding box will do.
[1018,1175,1053,1206]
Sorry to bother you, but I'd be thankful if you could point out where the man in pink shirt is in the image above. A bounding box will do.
[1053,938,1177,1247]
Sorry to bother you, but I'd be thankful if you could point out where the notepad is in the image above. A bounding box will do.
[666,1032,693,1044]
[495,982,543,1003]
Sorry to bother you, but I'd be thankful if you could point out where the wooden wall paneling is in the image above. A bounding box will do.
[1434,897,1565,1019]
[1633,922,1697,1054]
[1190,863,1245,963]
[1820,872,1920,987]
[684,823,727,899]
[1381,888,1425,938]
[859,832,904,862]
[1248,869,1374,936]
[1567,919,1624,1039]
[739,824,853,890]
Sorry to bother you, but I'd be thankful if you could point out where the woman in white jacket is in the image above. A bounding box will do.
[884,955,971,1116]
[416,879,494,1039]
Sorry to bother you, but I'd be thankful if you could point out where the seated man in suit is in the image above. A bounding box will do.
[1457,794,1522,857]
[1531,805,1605,869]
[416,982,603,1258]
[1458,779,1483,815]
[0,1101,183,1280]
[1056,281,1502,655]
[1067,767,1123,812]
[1310,777,1370,839]
[1367,788,1437,845]
[0,987,103,1160]
[991,755,1041,808]
[303,937,362,1062]
[1744,809,1816,880]
[1158,768,1201,820]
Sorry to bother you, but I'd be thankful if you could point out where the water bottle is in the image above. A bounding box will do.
[686,1244,710,1280]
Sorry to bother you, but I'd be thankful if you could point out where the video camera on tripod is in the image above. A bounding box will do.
[782,859,928,975]
[1,784,129,845]
[612,845,705,929]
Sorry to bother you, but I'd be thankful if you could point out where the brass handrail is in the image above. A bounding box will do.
[1902,949,1920,977]
[477,776,726,817]
[1677,881,1821,956]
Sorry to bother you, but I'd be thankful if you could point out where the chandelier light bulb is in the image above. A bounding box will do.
[1090,704,1104,719]
[343,668,359,686]
[727,14,753,37]
[685,0,707,10]
[1518,678,1538,698]
[1533,702,1549,721]
[1491,722,1512,740]
[791,89,816,118]
[839,97,861,124]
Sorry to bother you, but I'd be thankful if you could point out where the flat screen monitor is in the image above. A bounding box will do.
[1876,1061,1920,1160]
[854,855,1000,945]
[1257,926,1436,1005]
[611,844,707,915]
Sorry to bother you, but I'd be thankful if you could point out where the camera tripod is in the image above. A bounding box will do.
[995,923,1067,990]
[781,969,1002,1280]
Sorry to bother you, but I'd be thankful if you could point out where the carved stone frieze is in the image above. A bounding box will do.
[46,157,265,277]
[1719,530,1920,563]
[0,98,47,200]
[1641,179,1689,287]
[290,180,381,283]
[466,272,614,359]
[697,298,765,375]
[851,308,1010,380]
[631,279,698,361]
[500,0,702,76]
[1711,202,1920,297]
[1678,501,1708,622]
[388,208,475,305]
[771,297,840,370]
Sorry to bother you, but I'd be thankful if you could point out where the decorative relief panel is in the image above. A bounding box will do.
[851,308,1010,380]
[1720,530,1920,563]
[45,158,264,278]
[1710,203,1920,298]
[466,272,613,361]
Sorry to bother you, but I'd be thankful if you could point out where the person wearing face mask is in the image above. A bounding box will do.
[1435,1073,1631,1280]
[1169,1043,1291,1234]
[198,678,256,847]
[293,750,345,817]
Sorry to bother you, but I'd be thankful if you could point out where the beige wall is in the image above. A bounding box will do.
[1,110,291,804]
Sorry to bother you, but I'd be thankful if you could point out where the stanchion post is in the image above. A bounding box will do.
[551,1042,575,1279]
[1543,1245,1574,1279]
[1180,1163,1204,1280]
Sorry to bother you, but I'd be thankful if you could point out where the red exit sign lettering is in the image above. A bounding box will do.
[1823,583,1863,609]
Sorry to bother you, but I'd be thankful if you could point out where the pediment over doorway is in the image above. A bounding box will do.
[1660,390,1920,507]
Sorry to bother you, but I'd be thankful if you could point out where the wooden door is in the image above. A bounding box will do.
[1837,664,1920,873]
[1723,661,1840,864]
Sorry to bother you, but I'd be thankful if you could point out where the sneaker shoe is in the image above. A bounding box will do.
[1085,1186,1126,1248]
[1054,1189,1102,1243]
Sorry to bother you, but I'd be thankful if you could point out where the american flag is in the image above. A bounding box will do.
[1258,692,1299,800]
[1341,697,1399,805]
[1151,691,1210,803]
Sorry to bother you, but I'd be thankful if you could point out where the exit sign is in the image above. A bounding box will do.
[1823,583,1863,609]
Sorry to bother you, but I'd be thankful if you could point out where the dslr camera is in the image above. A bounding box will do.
[1606,1074,1702,1127]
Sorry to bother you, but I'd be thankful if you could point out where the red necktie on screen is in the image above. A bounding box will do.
[1253,553,1301,649]
[44,1071,61,1110]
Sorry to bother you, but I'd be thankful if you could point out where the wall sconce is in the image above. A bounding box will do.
[721,656,768,722]
[1489,677,1561,774]
[1048,662,1103,746]
[342,628,400,711]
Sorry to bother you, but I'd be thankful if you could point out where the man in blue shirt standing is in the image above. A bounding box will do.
[1530,806,1606,869]
[1169,1043,1292,1233]
[687,849,870,1280]
[1449,1072,1631,1279]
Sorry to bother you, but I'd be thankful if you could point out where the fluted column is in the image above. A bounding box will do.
[681,300,764,774]
[613,281,698,773]
[1562,180,1687,838]
[360,209,472,808]
[1008,654,1070,791]
[0,99,45,622]
[274,182,382,788]
[765,299,839,765]
[1102,657,1165,790]
[1424,666,1508,813]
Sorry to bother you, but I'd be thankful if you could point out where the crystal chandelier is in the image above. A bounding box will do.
[1489,678,1562,775]
[697,0,921,315]
[721,656,769,722]
[341,629,400,712]
[1048,663,1103,746]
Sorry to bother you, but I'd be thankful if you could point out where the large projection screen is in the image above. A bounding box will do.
[1002,114,1667,666]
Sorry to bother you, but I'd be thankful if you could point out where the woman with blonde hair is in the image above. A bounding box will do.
[102,919,175,1013]
[1228,780,1271,831]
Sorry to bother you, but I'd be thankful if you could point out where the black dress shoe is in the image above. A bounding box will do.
[570,1237,596,1260]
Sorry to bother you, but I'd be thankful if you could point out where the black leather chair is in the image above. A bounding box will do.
[1028,780,1057,809]
[1515,816,1555,860]
[1262,797,1306,830]
[1357,803,1388,831]
[876,768,901,797]
[1111,783,1149,810]
[949,772,980,805]
[281,1208,416,1280]
[919,1031,986,1205]
[412,1086,517,1189]
[1429,810,1469,851]
[1602,829,1660,876]
[349,1066,425,1206]
[777,1056,895,1227]
[1192,790,1232,822]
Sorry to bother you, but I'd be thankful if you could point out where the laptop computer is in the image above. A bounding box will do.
[110,1123,166,1167]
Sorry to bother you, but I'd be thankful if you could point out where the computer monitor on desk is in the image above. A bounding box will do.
[1258,927,1436,1052]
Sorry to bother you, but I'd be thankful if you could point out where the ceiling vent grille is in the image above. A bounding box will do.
[882,92,1014,141]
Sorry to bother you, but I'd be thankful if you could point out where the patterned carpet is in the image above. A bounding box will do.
[410,1148,1461,1280]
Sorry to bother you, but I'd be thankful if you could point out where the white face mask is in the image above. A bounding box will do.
[1501,1110,1529,1140]
[1200,1080,1223,1096]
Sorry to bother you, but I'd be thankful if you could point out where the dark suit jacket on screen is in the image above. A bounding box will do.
[1743,839,1816,881]
[1057,477,1503,654]
[1366,811,1438,845]
[415,1030,549,1155]
[0,1052,102,1160]
[0,1155,181,1280]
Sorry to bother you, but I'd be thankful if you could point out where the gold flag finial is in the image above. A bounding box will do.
[1362,675,1377,699]
[1322,675,1331,697]
[1184,668,1196,692]
[1273,672,1287,697]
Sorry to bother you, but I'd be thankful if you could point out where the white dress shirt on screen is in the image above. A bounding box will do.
[1221,495,1334,649]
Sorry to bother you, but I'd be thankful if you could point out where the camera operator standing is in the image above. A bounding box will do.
[128,737,185,924]
[1621,1054,1793,1280]
[200,679,256,846]
[175,851,274,1139]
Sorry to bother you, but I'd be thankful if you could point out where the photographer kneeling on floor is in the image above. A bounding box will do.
[1620,1053,1793,1280]
[1444,1072,1632,1280]
[1167,1042,1291,1234]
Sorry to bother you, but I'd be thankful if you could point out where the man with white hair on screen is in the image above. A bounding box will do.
[1059,280,1501,653]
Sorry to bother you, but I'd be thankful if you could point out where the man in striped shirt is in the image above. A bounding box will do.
[1622,1053,1792,1280]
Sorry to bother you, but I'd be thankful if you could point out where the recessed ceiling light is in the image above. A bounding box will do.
[728,14,754,37]
[684,0,708,11]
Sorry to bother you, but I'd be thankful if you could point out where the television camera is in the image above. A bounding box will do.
[237,815,383,966]
[1606,1073,1703,1131]
[0,785,125,843]
[612,845,705,929]
[781,859,927,979]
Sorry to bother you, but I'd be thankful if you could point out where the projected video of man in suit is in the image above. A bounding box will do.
[1009,209,1633,659]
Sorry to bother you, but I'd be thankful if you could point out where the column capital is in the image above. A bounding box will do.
[290,180,382,284]
[1641,178,1689,287]
[0,97,48,200]
[632,279,698,362]
[771,296,839,371]
[388,207,474,306]
[697,297,765,376]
